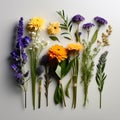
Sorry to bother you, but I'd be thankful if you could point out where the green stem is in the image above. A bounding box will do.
[83,84,88,107]
[30,50,37,110]
[24,90,27,108]
[100,91,102,109]
[61,84,66,107]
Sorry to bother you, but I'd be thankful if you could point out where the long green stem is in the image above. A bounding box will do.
[83,84,88,107]
[24,90,27,108]
[30,50,37,110]
[99,92,102,109]
[61,84,66,107]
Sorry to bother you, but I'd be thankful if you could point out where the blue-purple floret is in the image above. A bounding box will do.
[72,14,85,23]
[10,17,31,85]
[83,23,95,30]
[94,16,107,26]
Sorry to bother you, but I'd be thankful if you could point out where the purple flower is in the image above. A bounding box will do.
[83,23,95,30]
[21,36,32,48]
[94,16,107,26]
[36,65,44,76]
[11,50,20,60]
[11,64,19,72]
[72,14,85,23]
[10,17,30,86]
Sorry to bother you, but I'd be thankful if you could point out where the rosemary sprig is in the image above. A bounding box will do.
[57,10,72,40]
[96,51,108,109]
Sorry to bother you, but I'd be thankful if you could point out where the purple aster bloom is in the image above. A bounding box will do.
[83,23,95,30]
[94,16,107,26]
[72,14,85,23]
[21,36,32,48]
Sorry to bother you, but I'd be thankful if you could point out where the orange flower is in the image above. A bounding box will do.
[48,44,67,62]
[67,43,84,51]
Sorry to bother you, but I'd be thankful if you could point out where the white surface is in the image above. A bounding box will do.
[0,0,120,120]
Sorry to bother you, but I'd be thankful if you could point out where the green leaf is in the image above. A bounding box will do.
[61,32,69,35]
[49,36,59,41]
[65,79,72,98]
[69,25,72,32]
[89,29,99,48]
[54,87,62,104]
[55,65,61,78]
[64,36,71,40]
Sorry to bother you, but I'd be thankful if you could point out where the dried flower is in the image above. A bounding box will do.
[83,23,95,30]
[67,43,84,51]
[10,17,31,108]
[94,16,107,26]
[26,17,45,32]
[72,14,85,23]
[48,44,67,62]
[47,22,61,35]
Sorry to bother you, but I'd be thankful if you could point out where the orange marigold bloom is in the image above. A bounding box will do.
[67,43,84,51]
[48,44,67,62]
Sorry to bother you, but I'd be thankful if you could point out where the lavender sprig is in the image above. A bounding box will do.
[10,17,31,108]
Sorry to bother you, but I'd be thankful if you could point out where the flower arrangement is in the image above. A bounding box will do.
[9,10,112,109]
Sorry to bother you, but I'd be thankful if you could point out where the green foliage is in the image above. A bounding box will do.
[57,10,72,40]
[96,51,108,92]
[49,36,59,42]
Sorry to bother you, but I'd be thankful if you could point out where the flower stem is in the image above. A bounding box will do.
[61,84,66,107]
[38,80,42,109]
[83,84,88,107]
[24,90,27,108]
[99,91,102,109]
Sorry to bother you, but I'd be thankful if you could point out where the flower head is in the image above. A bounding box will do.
[67,43,84,52]
[48,44,67,62]
[72,14,85,23]
[47,22,61,35]
[26,17,45,32]
[83,23,95,30]
[94,16,107,26]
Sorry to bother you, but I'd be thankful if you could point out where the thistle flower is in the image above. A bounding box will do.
[10,17,31,108]
[94,16,107,26]
[72,14,85,23]
[83,23,95,31]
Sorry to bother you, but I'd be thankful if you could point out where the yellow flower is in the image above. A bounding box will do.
[67,43,84,51]
[48,44,67,62]
[47,22,61,35]
[26,17,45,32]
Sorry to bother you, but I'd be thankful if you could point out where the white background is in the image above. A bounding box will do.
[0,0,120,120]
